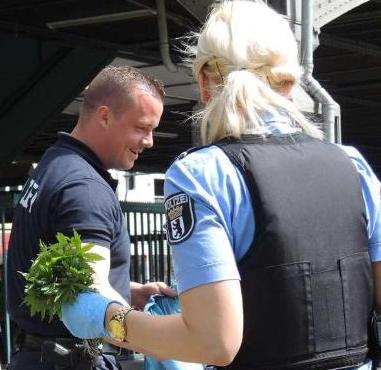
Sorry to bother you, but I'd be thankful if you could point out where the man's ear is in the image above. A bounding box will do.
[198,70,211,104]
[95,106,110,128]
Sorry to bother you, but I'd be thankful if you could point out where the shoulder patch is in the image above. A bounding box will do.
[164,192,195,244]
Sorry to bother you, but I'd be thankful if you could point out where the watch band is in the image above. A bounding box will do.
[110,306,136,342]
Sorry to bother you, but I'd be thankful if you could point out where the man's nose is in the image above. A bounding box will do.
[142,131,153,148]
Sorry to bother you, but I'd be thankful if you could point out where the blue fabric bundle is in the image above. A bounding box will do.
[143,294,206,370]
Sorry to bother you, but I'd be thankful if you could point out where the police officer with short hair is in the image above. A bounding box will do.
[6,65,176,370]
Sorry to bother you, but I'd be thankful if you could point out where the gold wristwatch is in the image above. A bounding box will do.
[108,306,135,342]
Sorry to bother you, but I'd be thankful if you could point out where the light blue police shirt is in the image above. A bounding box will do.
[164,111,380,370]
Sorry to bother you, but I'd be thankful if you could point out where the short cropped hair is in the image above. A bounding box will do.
[81,65,165,117]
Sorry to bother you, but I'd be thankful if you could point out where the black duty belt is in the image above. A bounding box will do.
[16,332,119,354]
[17,332,81,352]
[16,331,100,370]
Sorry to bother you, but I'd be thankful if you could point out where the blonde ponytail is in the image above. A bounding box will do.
[198,69,322,145]
[184,1,323,145]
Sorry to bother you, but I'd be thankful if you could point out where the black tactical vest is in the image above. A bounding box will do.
[217,133,372,370]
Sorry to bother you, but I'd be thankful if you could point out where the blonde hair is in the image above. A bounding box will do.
[184,0,323,144]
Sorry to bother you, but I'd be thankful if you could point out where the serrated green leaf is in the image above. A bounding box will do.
[22,230,101,322]
[81,244,95,253]
[83,253,104,262]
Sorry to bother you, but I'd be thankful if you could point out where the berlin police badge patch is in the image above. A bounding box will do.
[165,192,195,244]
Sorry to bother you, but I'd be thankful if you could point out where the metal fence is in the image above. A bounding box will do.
[0,201,170,366]
[121,201,172,285]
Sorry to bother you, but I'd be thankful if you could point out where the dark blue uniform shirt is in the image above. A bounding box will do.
[7,132,131,337]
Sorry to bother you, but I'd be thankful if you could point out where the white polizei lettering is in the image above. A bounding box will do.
[19,179,39,213]
[19,180,33,208]
[28,183,39,213]
[164,193,189,210]
[178,194,187,204]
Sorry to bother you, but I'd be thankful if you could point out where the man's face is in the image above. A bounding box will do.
[105,90,163,170]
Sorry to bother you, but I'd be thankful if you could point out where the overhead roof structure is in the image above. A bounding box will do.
[0,0,380,186]
[314,1,381,177]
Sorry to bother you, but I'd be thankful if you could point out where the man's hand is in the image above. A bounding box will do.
[130,282,177,310]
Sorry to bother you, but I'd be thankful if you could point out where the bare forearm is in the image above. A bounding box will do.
[90,244,127,305]
[103,335,158,357]
[106,281,243,366]
[107,306,219,364]
[94,283,127,306]
[127,311,207,362]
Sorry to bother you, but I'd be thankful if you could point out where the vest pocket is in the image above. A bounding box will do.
[244,262,313,363]
[339,252,373,348]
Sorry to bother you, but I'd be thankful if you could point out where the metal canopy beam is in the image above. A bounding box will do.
[0,36,115,165]
[333,93,381,108]
[314,0,370,29]
[329,81,381,92]
[0,20,162,64]
[175,0,213,22]
[329,10,381,26]
[319,33,381,58]
[316,65,381,81]
[46,10,157,29]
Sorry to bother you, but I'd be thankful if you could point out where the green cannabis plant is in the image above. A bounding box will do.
[21,230,104,322]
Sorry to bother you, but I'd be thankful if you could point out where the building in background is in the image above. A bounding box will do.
[109,171,165,203]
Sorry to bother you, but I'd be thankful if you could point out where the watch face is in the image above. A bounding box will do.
[109,319,124,341]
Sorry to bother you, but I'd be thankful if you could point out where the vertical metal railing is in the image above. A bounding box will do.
[120,201,172,286]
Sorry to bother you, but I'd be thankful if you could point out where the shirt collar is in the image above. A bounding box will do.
[55,132,118,191]
[244,110,300,135]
